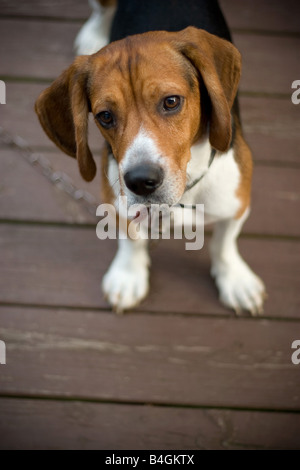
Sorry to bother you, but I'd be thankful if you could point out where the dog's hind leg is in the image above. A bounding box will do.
[74,0,117,55]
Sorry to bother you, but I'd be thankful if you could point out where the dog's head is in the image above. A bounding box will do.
[35,27,241,206]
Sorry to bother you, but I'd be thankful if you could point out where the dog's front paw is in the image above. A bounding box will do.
[102,254,150,314]
[211,259,266,316]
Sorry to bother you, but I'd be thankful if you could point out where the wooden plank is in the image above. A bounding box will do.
[147,238,300,319]
[1,82,104,152]
[0,225,299,318]
[32,151,102,205]
[1,143,300,237]
[220,0,300,34]
[245,167,300,237]
[1,82,56,149]
[2,91,300,236]
[0,398,299,450]
[0,149,97,224]
[46,154,300,239]
[0,19,298,94]
[0,20,77,79]
[233,34,299,95]
[0,224,109,308]
[0,0,88,20]
[2,83,300,165]
[1,0,299,35]
[240,96,300,166]
[0,307,299,410]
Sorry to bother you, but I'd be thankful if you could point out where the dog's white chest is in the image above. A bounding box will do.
[179,142,242,223]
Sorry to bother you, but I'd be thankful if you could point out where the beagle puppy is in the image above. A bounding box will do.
[35,0,266,315]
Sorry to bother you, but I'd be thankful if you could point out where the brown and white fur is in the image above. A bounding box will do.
[36,0,266,315]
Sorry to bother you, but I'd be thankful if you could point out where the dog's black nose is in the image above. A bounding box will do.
[124,164,164,196]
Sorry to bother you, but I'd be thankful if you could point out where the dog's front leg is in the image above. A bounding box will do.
[210,209,266,315]
[102,235,150,314]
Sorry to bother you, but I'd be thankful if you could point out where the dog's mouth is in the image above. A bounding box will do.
[129,206,149,223]
[129,205,172,231]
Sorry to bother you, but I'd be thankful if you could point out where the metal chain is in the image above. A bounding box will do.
[0,126,98,216]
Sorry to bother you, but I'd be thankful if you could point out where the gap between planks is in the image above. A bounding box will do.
[0,220,300,243]
[1,302,300,324]
[1,392,300,414]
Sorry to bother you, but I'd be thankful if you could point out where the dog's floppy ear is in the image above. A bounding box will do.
[35,55,96,182]
[174,27,241,152]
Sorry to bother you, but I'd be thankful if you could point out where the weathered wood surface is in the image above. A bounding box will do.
[0,398,299,450]
[0,149,97,223]
[220,0,300,34]
[0,82,104,152]
[240,96,300,166]
[0,307,299,410]
[233,34,299,95]
[0,0,299,451]
[1,0,299,35]
[2,84,299,165]
[0,0,89,20]
[1,146,300,237]
[245,166,300,237]
[0,20,298,94]
[0,225,299,318]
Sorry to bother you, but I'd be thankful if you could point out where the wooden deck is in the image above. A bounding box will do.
[0,0,300,450]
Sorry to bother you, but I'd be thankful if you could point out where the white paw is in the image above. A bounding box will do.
[102,251,150,313]
[211,259,266,316]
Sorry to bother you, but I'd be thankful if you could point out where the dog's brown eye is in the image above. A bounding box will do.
[96,111,114,129]
[163,96,181,111]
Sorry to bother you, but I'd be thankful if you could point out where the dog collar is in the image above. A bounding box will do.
[174,148,216,211]
[183,148,216,194]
